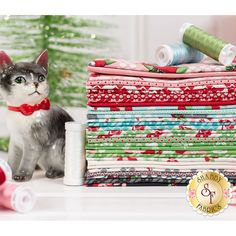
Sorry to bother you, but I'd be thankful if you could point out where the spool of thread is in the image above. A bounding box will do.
[0,159,12,190]
[180,23,236,66]
[64,122,86,186]
[0,184,36,213]
[155,43,204,66]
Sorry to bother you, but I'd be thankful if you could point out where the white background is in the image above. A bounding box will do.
[93,15,236,61]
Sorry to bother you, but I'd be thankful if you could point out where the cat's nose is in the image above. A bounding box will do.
[34,82,39,88]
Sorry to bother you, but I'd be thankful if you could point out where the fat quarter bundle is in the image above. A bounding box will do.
[85,58,236,187]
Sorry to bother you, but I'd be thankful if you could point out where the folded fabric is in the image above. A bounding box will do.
[87,83,235,93]
[86,154,236,159]
[87,75,236,88]
[86,168,236,178]
[85,177,236,187]
[87,134,236,140]
[87,94,236,107]
[87,135,236,141]
[88,108,236,115]
[88,59,236,78]
[88,105,236,112]
[88,139,236,145]
[88,115,236,120]
[87,157,236,165]
[86,149,236,155]
[86,124,236,131]
[86,145,236,152]
[87,137,236,144]
[87,124,236,129]
[87,93,236,107]
[87,158,236,163]
[86,178,193,185]
[87,162,236,170]
[87,121,236,127]
[88,101,236,107]
[87,129,236,139]
[87,82,236,93]
[85,181,190,187]
[88,115,236,121]
[87,127,236,134]
[87,117,236,123]
[87,88,236,105]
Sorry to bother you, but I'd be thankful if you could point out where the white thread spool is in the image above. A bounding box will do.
[64,122,86,186]
[156,44,174,66]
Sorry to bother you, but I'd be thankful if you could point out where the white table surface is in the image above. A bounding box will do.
[0,152,236,220]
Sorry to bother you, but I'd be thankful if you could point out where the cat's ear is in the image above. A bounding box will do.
[0,51,13,72]
[34,49,48,73]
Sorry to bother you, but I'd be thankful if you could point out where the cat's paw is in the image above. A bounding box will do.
[13,170,33,182]
[46,167,64,179]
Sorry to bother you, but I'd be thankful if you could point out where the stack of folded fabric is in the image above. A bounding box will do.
[85,58,236,187]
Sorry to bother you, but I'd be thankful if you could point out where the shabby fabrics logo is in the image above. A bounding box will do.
[187,170,232,216]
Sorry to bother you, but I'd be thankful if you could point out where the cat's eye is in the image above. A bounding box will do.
[15,76,26,84]
[38,75,45,82]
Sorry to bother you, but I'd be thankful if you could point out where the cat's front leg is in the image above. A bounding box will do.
[8,138,23,175]
[13,142,42,182]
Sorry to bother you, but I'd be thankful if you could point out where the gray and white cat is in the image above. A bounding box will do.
[0,50,73,182]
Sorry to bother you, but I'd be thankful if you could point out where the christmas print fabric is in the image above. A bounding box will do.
[85,58,236,187]
[87,74,236,107]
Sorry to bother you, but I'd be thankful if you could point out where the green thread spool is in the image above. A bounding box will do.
[180,23,236,65]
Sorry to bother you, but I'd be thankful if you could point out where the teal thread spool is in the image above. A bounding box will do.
[155,43,204,66]
[180,23,236,66]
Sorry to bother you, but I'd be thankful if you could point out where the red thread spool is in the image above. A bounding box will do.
[0,167,6,185]
[0,160,12,189]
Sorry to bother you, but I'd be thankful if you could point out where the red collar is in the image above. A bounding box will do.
[8,98,50,116]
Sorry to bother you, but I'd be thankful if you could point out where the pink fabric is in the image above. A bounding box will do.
[87,75,236,88]
[88,58,236,77]
[88,66,236,79]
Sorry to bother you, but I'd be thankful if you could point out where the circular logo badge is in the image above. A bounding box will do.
[187,170,232,215]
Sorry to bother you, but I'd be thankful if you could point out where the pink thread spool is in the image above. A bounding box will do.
[0,184,36,213]
[0,159,12,190]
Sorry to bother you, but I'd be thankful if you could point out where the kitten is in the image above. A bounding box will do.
[0,50,74,182]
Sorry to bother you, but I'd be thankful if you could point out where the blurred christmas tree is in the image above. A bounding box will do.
[0,15,113,152]
[0,15,112,107]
